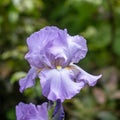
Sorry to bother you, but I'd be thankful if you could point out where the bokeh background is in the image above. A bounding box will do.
[0,0,120,120]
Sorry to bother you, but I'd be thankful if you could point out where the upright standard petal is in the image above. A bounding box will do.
[16,102,48,120]
[71,64,102,86]
[19,67,37,92]
[25,26,68,68]
[67,35,88,63]
[39,68,84,102]
[24,26,88,69]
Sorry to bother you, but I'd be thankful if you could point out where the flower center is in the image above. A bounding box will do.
[56,66,62,70]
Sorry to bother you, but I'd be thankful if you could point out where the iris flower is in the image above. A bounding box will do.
[16,102,48,120]
[19,26,101,102]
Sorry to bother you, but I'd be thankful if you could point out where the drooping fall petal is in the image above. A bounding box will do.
[19,67,37,92]
[71,64,102,86]
[39,68,84,102]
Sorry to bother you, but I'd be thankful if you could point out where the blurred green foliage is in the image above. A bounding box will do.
[0,0,120,120]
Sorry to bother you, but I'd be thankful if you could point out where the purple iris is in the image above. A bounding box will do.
[16,102,48,120]
[19,26,102,102]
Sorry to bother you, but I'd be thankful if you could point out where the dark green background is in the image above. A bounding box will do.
[0,0,120,120]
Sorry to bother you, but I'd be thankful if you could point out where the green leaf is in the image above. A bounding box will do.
[11,71,26,84]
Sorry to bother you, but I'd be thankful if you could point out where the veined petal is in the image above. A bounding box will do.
[46,26,68,47]
[43,27,68,67]
[67,35,88,63]
[39,68,84,102]
[25,52,52,69]
[37,102,48,120]
[25,26,69,68]
[16,102,48,120]
[48,47,68,67]
[26,26,59,52]
[25,52,44,68]
[71,64,102,86]
[25,26,88,68]
[19,67,37,93]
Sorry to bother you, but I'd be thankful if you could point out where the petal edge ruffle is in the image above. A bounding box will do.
[39,68,84,102]
[19,67,37,92]
[71,64,102,86]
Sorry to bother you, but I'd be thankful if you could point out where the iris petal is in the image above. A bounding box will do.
[67,35,88,63]
[25,26,68,68]
[39,68,83,102]
[19,67,37,92]
[38,64,101,102]
[71,64,102,86]
[25,26,88,69]
[25,52,52,69]
[16,102,48,120]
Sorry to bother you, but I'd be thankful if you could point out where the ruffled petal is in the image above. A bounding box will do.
[26,26,60,51]
[44,27,68,67]
[25,26,68,68]
[25,26,88,68]
[19,67,37,93]
[25,51,51,69]
[16,102,48,120]
[48,47,68,67]
[37,102,48,120]
[67,35,88,63]
[25,27,56,68]
[71,64,102,86]
[39,68,84,102]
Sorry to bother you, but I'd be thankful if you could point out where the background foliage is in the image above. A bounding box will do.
[0,0,120,120]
